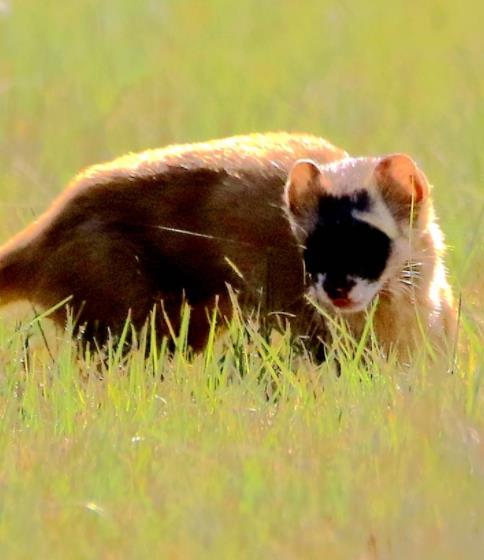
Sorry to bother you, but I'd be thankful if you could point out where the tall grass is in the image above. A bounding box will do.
[0,0,482,558]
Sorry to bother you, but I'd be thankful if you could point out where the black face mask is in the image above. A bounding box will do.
[303,193,392,289]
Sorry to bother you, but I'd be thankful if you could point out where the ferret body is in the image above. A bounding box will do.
[0,133,455,357]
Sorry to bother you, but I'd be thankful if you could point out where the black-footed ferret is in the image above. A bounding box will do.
[0,133,455,357]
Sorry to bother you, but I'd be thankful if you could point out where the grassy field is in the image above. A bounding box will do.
[0,0,483,558]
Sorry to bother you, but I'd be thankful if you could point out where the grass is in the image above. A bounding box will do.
[0,0,483,558]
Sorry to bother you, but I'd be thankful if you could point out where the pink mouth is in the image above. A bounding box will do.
[331,298,353,309]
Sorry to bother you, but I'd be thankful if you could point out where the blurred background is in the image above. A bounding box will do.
[0,0,482,315]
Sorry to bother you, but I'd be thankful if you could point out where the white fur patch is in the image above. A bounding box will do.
[308,273,381,314]
[346,277,382,311]
[353,197,400,240]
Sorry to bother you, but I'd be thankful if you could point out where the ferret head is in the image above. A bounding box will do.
[284,154,430,313]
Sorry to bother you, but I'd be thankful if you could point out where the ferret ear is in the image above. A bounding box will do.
[375,153,429,203]
[374,154,429,220]
[285,159,324,216]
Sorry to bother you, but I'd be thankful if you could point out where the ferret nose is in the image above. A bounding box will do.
[323,278,355,300]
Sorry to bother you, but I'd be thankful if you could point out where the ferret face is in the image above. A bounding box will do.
[284,154,428,313]
[303,191,392,312]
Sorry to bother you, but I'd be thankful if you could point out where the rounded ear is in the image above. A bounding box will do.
[375,153,429,204]
[285,159,322,216]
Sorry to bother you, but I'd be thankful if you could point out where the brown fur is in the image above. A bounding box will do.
[0,133,348,350]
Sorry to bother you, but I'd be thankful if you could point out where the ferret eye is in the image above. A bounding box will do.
[358,237,392,279]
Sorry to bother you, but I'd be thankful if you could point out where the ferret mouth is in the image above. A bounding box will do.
[331,297,353,309]
[307,281,376,314]
[328,297,369,314]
